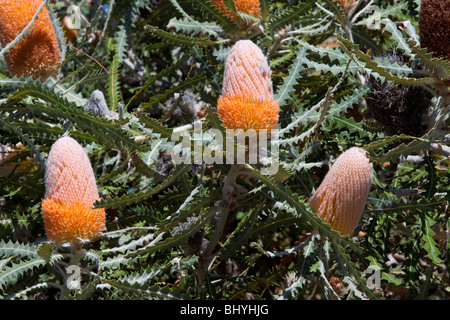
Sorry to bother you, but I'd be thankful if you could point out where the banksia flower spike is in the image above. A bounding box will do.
[0,0,62,81]
[42,137,105,243]
[309,147,373,236]
[217,40,279,131]
[419,0,450,61]
[211,0,261,25]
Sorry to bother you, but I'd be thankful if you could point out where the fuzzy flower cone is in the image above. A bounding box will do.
[0,0,62,81]
[419,0,450,61]
[42,137,105,243]
[211,0,261,24]
[309,147,373,236]
[217,40,279,131]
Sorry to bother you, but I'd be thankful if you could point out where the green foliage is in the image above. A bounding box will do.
[0,0,448,301]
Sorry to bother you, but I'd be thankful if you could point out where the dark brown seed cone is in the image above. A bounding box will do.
[419,0,450,61]
[365,50,434,136]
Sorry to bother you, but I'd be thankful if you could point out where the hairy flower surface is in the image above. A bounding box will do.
[0,0,61,80]
[218,40,279,130]
[309,147,373,236]
[222,40,273,100]
[211,0,261,23]
[42,137,105,243]
[217,95,279,130]
[419,0,450,60]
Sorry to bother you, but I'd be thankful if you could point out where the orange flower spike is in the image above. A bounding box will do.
[217,40,279,131]
[211,0,261,23]
[0,0,62,81]
[42,137,105,243]
[309,147,373,236]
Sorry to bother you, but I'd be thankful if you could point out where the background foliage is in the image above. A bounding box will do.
[0,0,448,300]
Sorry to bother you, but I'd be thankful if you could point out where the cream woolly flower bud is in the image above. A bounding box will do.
[0,0,62,81]
[222,40,273,100]
[211,0,261,24]
[42,137,105,243]
[217,40,279,131]
[309,147,373,236]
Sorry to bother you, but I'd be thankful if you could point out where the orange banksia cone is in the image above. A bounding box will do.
[0,0,62,80]
[309,147,373,236]
[217,40,279,131]
[211,0,261,24]
[42,137,105,243]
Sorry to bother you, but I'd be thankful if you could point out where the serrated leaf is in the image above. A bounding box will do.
[409,42,450,80]
[421,215,444,265]
[94,164,190,209]
[131,206,220,257]
[107,50,122,113]
[356,1,407,28]
[99,254,137,270]
[0,258,45,290]
[0,241,38,259]
[126,53,191,109]
[146,25,228,47]
[190,0,237,33]
[168,17,223,36]
[36,242,55,263]
[269,3,312,31]
[381,18,412,57]
[275,47,307,107]
[382,272,403,286]
[101,278,185,300]
[140,74,208,110]
[337,35,434,86]
[6,84,145,152]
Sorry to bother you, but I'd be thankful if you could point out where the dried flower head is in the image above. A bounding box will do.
[309,147,373,236]
[419,0,450,61]
[217,40,279,130]
[365,50,433,136]
[0,0,62,80]
[211,0,261,24]
[42,137,105,243]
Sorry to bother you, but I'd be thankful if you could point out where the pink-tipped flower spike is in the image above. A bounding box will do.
[217,40,279,131]
[309,147,373,236]
[221,40,274,100]
[41,137,105,243]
